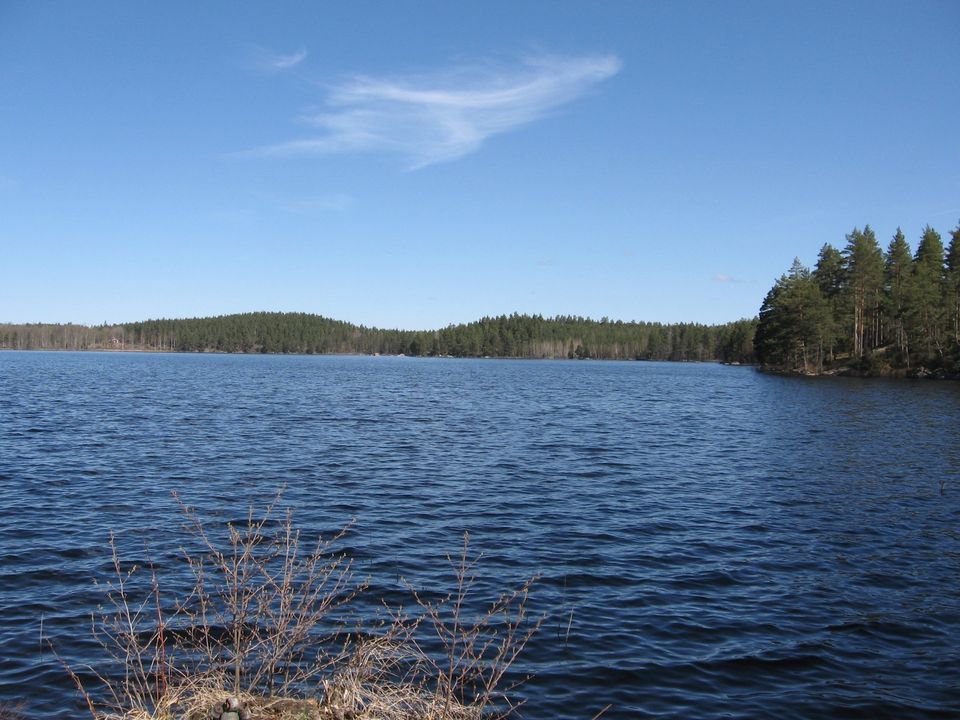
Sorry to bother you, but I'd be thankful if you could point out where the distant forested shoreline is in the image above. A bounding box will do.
[0,312,756,363]
[756,221,960,378]
[9,219,956,375]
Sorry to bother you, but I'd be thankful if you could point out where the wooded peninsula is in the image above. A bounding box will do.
[756,222,960,377]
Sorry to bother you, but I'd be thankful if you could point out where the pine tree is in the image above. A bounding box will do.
[813,243,845,361]
[755,282,787,366]
[884,228,913,364]
[755,259,832,372]
[843,226,884,358]
[946,221,960,348]
[908,225,947,360]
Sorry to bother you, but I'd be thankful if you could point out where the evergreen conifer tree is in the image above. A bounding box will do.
[884,228,913,364]
[946,221,960,348]
[909,225,947,360]
[756,259,831,372]
[843,226,884,358]
[813,243,845,361]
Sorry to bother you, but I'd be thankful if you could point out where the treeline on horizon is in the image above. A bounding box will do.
[0,312,757,363]
[756,221,960,375]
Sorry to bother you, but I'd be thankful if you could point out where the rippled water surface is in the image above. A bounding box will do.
[1,351,959,718]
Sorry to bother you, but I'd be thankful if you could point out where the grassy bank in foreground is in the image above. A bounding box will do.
[50,492,544,720]
[1,312,757,364]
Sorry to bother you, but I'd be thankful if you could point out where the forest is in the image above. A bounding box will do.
[0,312,756,364]
[6,221,959,375]
[755,221,960,376]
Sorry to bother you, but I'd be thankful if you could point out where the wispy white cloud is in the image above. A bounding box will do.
[247,53,622,169]
[278,193,354,212]
[713,273,741,284]
[253,190,354,213]
[254,46,308,72]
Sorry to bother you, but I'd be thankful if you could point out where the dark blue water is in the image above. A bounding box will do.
[1,351,959,718]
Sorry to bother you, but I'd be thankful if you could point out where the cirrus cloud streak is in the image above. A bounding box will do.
[249,54,621,169]
[254,46,308,72]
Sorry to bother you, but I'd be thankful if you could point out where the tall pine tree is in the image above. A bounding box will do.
[908,225,947,360]
[813,243,845,361]
[843,226,884,358]
[884,228,913,364]
[756,259,832,373]
[946,221,960,348]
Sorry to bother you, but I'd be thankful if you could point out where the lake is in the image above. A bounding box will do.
[1,351,958,718]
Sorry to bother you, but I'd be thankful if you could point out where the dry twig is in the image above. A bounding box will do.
[65,493,543,720]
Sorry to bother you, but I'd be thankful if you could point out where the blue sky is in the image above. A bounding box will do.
[1,1,958,328]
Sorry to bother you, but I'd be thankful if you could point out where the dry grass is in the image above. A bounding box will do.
[63,491,541,720]
[0,702,26,720]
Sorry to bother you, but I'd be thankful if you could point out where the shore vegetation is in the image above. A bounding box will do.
[59,492,542,720]
[755,221,960,377]
[0,313,756,364]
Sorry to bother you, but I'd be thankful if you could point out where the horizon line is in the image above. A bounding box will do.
[0,309,758,332]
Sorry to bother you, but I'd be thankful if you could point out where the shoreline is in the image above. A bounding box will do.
[758,363,960,381]
[0,346,745,363]
[6,347,957,380]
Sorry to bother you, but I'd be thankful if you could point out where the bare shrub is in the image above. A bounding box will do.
[0,702,26,720]
[172,491,364,697]
[408,534,542,718]
[320,533,542,720]
[65,493,541,720]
